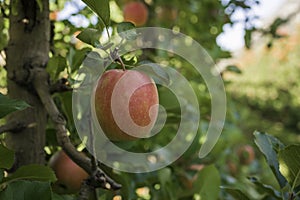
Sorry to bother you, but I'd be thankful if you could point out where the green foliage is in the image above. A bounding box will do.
[248,177,282,199]
[226,31,300,139]
[278,145,300,189]
[76,28,103,46]
[192,165,220,200]
[222,187,251,200]
[52,193,76,200]
[36,0,43,11]
[117,22,138,40]
[254,131,287,188]
[0,148,57,200]
[47,55,68,80]
[68,47,92,73]
[223,132,300,199]
[0,93,30,119]
[0,16,8,51]
[2,164,56,184]
[0,181,52,200]
[82,0,110,27]
[225,65,242,74]
[0,144,14,169]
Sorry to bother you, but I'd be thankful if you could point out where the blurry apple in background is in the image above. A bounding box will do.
[49,150,89,193]
[123,1,148,26]
[237,145,255,165]
[94,69,159,141]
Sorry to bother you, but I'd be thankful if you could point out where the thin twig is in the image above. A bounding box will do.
[89,117,98,172]
[77,112,99,199]
[49,78,72,94]
[0,121,30,135]
[32,67,121,191]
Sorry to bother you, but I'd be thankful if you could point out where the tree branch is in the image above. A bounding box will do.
[32,67,121,191]
[49,78,72,94]
[0,120,32,135]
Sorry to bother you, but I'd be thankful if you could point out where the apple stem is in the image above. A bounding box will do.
[117,56,126,71]
[110,47,126,71]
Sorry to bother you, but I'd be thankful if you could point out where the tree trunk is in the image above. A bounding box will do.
[5,0,50,169]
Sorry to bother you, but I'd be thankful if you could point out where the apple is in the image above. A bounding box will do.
[49,150,89,193]
[94,69,159,141]
[237,145,255,165]
[123,2,148,26]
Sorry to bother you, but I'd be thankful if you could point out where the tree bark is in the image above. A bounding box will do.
[5,0,50,169]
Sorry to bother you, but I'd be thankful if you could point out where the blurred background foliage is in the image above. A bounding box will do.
[225,26,300,143]
[0,0,300,199]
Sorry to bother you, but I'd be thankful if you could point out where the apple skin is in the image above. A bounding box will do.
[49,150,89,193]
[123,2,148,26]
[94,69,159,141]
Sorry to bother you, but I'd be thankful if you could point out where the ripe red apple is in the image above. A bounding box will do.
[49,150,89,193]
[94,69,159,141]
[123,2,148,26]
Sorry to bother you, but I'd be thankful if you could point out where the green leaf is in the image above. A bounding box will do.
[11,0,19,15]
[70,47,92,73]
[81,0,110,27]
[222,187,251,200]
[3,164,56,184]
[82,51,104,71]
[36,0,43,11]
[248,177,281,199]
[158,87,180,111]
[254,131,287,188]
[278,145,300,190]
[180,165,220,199]
[76,28,102,46]
[0,144,14,169]
[0,17,8,51]
[137,62,170,86]
[197,165,220,200]
[117,22,138,40]
[245,29,252,49]
[226,65,242,74]
[158,168,172,187]
[51,192,76,200]
[0,93,30,118]
[0,181,52,200]
[46,55,67,80]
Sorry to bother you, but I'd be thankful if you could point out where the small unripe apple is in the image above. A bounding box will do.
[94,69,159,141]
[123,2,148,26]
[237,145,255,165]
[49,150,89,193]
